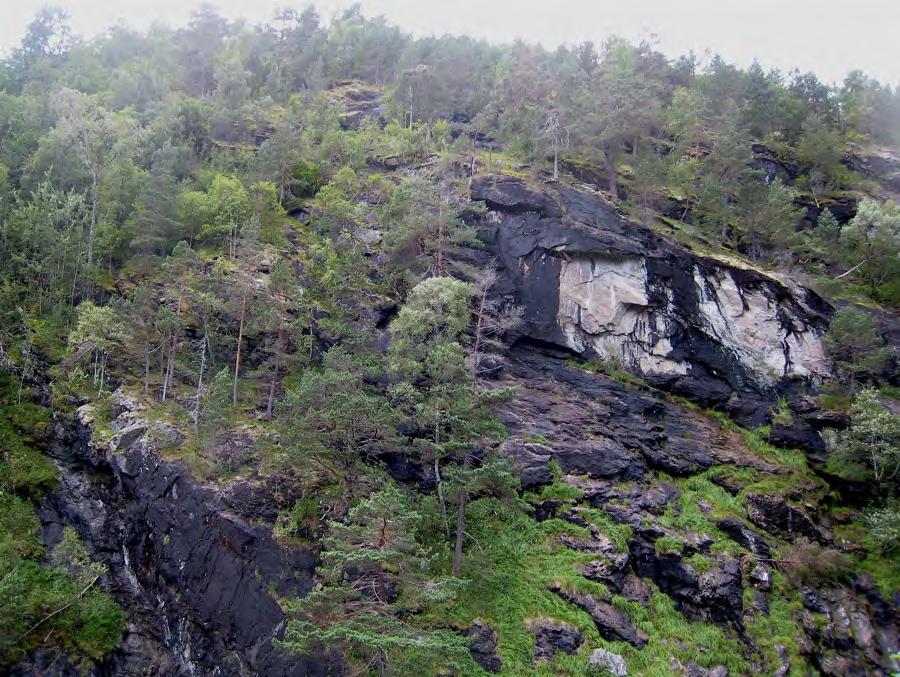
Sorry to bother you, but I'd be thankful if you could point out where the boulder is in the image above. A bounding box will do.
[717,516,772,558]
[746,493,822,541]
[549,584,648,648]
[467,619,502,673]
[528,619,583,662]
[588,648,628,676]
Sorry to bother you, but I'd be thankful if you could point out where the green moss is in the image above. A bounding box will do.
[770,398,795,426]
[533,482,584,502]
[0,405,57,498]
[706,410,808,471]
[566,358,646,387]
[654,535,684,555]
[686,552,713,573]
[744,572,807,676]
[0,391,124,666]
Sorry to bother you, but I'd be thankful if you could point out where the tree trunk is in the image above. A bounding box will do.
[162,340,175,402]
[603,143,617,196]
[552,150,559,182]
[193,329,208,432]
[265,366,278,419]
[88,170,98,266]
[434,456,450,539]
[233,292,247,405]
[144,350,150,396]
[452,486,469,576]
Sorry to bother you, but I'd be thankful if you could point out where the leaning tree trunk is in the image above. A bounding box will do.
[233,291,247,405]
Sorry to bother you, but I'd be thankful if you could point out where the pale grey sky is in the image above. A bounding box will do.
[1,0,898,86]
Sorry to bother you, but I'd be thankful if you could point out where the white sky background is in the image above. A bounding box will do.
[1,0,898,86]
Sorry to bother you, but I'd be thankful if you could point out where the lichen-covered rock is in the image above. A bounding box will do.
[588,648,628,676]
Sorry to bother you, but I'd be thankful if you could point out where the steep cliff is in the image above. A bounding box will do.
[15,396,324,677]
[10,173,897,677]
[474,174,833,427]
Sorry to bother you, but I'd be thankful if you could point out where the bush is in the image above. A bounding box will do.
[829,389,900,487]
[864,506,900,554]
[779,538,854,587]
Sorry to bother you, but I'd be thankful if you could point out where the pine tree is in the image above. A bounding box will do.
[279,485,473,674]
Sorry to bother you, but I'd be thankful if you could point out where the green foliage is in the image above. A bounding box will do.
[864,505,900,554]
[823,307,891,383]
[770,398,795,426]
[280,485,476,674]
[840,199,900,302]
[829,388,900,486]
[0,396,122,665]
[280,348,399,507]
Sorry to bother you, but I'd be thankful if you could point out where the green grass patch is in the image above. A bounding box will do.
[425,498,750,676]
[566,358,646,387]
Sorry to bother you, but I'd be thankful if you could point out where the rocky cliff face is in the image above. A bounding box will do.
[12,173,896,676]
[473,174,833,426]
[17,396,323,677]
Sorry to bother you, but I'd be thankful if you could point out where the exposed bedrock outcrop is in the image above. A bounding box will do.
[473,174,833,428]
[27,399,323,677]
[495,344,782,484]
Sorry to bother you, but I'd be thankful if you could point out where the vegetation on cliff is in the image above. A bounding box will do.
[0,4,897,675]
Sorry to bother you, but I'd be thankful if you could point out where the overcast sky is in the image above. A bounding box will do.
[1,0,898,86]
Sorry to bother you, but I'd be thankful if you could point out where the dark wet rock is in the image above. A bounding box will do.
[531,499,563,522]
[528,619,583,662]
[802,587,828,614]
[620,574,652,606]
[751,589,770,616]
[717,516,772,558]
[37,409,323,677]
[467,619,502,673]
[746,493,822,541]
[495,346,772,487]
[220,471,306,524]
[580,553,630,587]
[803,409,851,430]
[709,471,750,495]
[559,506,592,527]
[685,663,729,677]
[471,174,562,217]
[768,421,826,460]
[635,482,680,514]
[587,648,628,676]
[559,526,616,555]
[8,649,82,677]
[629,533,744,630]
[682,531,714,554]
[548,584,648,648]
[503,440,555,488]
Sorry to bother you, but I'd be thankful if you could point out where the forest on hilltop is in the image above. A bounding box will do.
[0,4,899,676]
